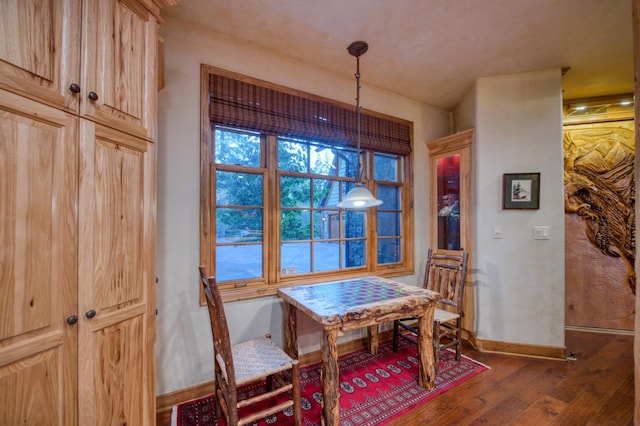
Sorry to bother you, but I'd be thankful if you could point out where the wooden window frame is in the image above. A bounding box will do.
[200,64,414,301]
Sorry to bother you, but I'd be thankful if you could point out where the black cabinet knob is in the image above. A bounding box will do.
[69,83,81,94]
[67,315,78,325]
[88,91,99,101]
[85,309,97,319]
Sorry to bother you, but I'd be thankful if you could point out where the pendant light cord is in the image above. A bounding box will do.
[355,54,363,184]
[337,41,382,209]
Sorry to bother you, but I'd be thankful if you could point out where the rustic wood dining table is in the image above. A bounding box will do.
[277,276,440,426]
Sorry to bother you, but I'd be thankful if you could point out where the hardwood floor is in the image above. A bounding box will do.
[388,329,634,425]
[157,329,634,425]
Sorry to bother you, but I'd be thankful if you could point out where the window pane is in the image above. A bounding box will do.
[344,211,365,238]
[344,240,366,268]
[339,150,359,178]
[216,171,262,206]
[323,180,345,208]
[378,238,401,264]
[216,245,262,281]
[278,139,308,172]
[313,211,330,240]
[378,212,400,237]
[377,185,400,209]
[313,179,333,208]
[281,210,311,241]
[310,145,337,176]
[281,176,311,208]
[374,153,399,182]
[314,242,340,272]
[214,127,261,167]
[281,242,311,274]
[216,208,263,243]
[339,180,358,206]
[320,211,340,239]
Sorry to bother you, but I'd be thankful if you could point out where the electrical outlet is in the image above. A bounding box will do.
[534,226,550,240]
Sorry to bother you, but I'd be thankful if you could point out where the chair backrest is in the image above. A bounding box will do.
[423,249,469,312]
[198,266,237,388]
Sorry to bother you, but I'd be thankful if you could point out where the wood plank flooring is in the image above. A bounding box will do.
[157,329,634,425]
[388,329,634,425]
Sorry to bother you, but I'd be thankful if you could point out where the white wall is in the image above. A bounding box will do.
[472,69,566,347]
[156,16,568,398]
[453,82,476,132]
[156,17,450,396]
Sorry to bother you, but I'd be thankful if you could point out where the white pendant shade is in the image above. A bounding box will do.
[337,185,383,209]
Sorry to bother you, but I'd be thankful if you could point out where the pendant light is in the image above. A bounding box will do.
[337,41,383,209]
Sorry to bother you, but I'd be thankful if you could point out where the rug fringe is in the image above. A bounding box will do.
[441,348,492,370]
[170,404,177,426]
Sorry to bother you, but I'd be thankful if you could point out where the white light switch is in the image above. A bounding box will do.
[492,225,502,239]
[534,226,550,240]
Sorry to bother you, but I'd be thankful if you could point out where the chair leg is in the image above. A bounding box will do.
[214,364,222,421]
[227,385,239,426]
[455,318,462,361]
[291,361,302,426]
[214,385,222,421]
[266,374,273,392]
[433,320,440,375]
[392,320,399,352]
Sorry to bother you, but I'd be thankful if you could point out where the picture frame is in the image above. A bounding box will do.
[502,173,540,209]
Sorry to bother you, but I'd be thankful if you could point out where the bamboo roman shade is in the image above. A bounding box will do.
[209,73,412,155]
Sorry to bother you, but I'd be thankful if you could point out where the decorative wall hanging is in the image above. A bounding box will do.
[502,172,540,210]
[563,120,635,331]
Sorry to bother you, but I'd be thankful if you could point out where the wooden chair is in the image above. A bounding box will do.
[198,266,302,426]
[392,249,468,373]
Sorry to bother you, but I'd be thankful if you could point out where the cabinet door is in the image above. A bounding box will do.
[0,0,81,113]
[81,0,158,141]
[0,89,78,426]
[78,121,156,425]
[427,129,473,332]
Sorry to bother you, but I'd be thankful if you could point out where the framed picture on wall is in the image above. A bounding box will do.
[502,173,540,209]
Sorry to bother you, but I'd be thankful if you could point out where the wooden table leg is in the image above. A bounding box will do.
[321,327,340,426]
[417,306,436,390]
[282,303,298,359]
[367,324,379,355]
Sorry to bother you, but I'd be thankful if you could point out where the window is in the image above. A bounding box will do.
[201,65,414,298]
[277,136,365,275]
[375,153,403,265]
[214,128,264,282]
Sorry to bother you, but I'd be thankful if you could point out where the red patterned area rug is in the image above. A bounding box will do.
[171,341,489,426]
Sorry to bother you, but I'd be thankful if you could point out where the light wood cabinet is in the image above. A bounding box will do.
[0,89,79,426]
[0,0,81,113]
[427,129,474,333]
[80,0,158,140]
[76,120,157,425]
[0,0,171,424]
[0,0,158,140]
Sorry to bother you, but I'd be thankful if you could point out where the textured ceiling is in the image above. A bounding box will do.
[163,0,634,110]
